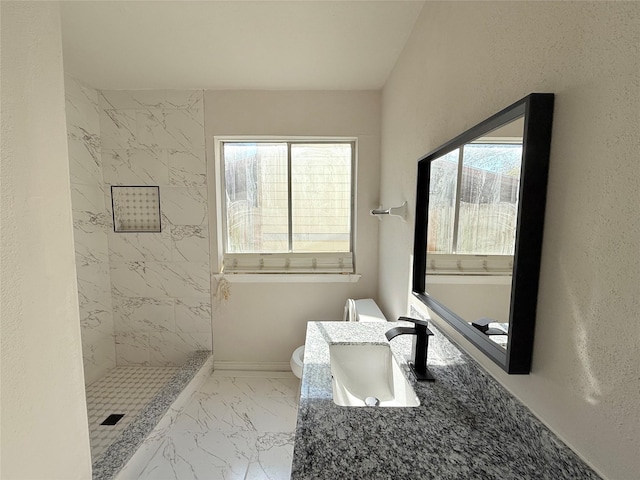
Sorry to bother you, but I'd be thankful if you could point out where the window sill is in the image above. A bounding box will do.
[426,274,512,285]
[214,273,361,284]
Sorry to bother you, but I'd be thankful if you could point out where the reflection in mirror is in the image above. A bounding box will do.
[412,93,555,374]
[426,117,525,350]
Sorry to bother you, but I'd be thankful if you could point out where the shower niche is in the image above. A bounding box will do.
[111,185,161,233]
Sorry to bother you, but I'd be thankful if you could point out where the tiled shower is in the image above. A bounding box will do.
[65,76,214,462]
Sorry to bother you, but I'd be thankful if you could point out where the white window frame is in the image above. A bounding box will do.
[214,136,357,276]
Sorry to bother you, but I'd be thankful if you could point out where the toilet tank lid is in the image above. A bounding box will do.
[353,298,387,322]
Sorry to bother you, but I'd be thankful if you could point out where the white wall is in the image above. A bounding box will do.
[205,91,381,366]
[65,75,116,385]
[379,2,639,479]
[0,3,92,478]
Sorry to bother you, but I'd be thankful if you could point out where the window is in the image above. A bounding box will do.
[216,138,355,274]
[427,139,522,275]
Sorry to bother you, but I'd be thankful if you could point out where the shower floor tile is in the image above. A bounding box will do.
[86,366,178,461]
[116,371,299,480]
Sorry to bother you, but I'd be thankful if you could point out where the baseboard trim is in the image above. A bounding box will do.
[213,360,292,373]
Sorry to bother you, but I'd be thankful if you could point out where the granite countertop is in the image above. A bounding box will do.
[291,320,600,480]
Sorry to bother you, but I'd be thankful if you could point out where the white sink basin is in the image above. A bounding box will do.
[329,343,420,407]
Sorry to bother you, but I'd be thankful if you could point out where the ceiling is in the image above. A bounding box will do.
[60,1,424,91]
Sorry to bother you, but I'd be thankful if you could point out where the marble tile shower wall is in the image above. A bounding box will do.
[65,75,116,385]
[98,90,212,366]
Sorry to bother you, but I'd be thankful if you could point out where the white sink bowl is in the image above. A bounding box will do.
[329,344,420,407]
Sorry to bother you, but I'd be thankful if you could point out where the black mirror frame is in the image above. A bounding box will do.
[412,93,554,374]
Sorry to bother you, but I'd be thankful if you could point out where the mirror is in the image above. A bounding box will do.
[426,118,524,349]
[412,94,554,373]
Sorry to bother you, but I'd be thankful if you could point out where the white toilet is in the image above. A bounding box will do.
[290,345,305,379]
[290,298,388,379]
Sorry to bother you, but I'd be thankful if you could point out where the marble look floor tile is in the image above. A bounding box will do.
[136,431,253,480]
[230,376,300,398]
[197,375,253,397]
[169,392,256,434]
[198,374,298,398]
[239,396,298,432]
[117,371,297,480]
[171,391,298,435]
[245,432,295,480]
[133,430,293,480]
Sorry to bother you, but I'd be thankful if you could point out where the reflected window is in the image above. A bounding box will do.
[427,149,459,254]
[427,136,522,274]
[457,142,522,255]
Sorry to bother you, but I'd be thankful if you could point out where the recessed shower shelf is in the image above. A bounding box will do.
[111,185,161,233]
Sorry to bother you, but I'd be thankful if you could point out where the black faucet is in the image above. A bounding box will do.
[385,317,435,381]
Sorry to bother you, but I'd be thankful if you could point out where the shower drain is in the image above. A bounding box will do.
[100,413,125,426]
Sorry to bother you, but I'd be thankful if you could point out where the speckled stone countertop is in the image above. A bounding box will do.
[291,320,601,480]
